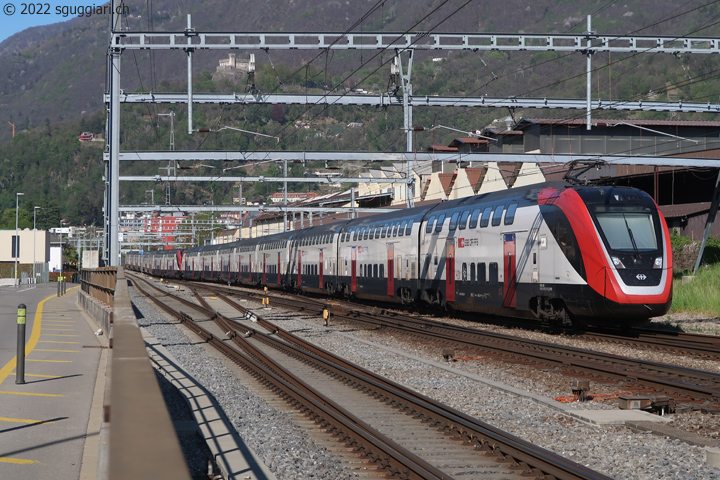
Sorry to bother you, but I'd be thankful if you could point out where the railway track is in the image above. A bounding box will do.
[173,280,720,404]
[129,273,613,480]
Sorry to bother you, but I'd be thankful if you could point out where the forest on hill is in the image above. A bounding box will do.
[2,0,720,225]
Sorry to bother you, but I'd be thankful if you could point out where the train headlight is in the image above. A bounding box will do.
[653,257,663,268]
[611,256,626,269]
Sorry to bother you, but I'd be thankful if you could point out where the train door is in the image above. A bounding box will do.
[248,254,253,283]
[277,252,281,285]
[297,251,302,287]
[263,254,267,284]
[351,247,357,293]
[503,233,517,308]
[386,244,394,296]
[319,249,324,289]
[445,240,455,303]
[238,256,243,283]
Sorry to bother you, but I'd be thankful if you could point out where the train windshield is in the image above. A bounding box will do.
[591,205,658,252]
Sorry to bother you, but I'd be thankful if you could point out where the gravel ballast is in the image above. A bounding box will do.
[130,285,720,480]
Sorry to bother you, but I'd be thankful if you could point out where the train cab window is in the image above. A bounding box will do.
[459,211,470,230]
[504,203,518,225]
[449,212,459,231]
[426,216,436,234]
[435,214,446,233]
[480,207,492,227]
[399,221,407,236]
[492,205,504,226]
[470,262,476,283]
[469,209,481,228]
[488,262,498,284]
[478,263,486,283]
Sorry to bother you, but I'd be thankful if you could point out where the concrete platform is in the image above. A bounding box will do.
[0,284,107,480]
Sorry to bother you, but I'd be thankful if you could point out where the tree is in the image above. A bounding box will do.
[270,105,286,124]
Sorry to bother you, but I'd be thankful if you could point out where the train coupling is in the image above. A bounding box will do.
[618,395,675,415]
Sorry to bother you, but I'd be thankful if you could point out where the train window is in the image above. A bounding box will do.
[352,230,357,241]
[381,225,387,238]
[399,221,407,236]
[373,264,378,278]
[469,209,481,228]
[369,228,374,240]
[379,264,384,279]
[480,207,492,227]
[449,212,459,231]
[426,216,436,234]
[492,206,504,226]
[363,228,369,240]
[470,263,476,283]
[478,263,486,283]
[489,262,498,284]
[459,211,470,230]
[504,203,517,225]
[435,214,446,233]
[462,263,467,281]
[406,220,414,235]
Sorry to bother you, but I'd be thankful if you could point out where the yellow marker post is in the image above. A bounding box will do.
[16,304,26,384]
[263,286,269,307]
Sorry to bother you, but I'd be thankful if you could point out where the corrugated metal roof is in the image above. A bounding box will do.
[659,202,712,218]
[449,137,489,145]
[427,144,459,152]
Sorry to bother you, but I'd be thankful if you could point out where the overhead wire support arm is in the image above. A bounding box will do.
[110,32,720,55]
[108,92,720,114]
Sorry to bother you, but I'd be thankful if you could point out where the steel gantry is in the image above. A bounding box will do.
[104,1,720,265]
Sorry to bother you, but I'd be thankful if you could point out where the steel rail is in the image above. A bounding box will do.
[203,288,614,480]
[175,281,720,401]
[129,275,451,480]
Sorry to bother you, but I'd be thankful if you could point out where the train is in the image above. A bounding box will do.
[125,181,673,328]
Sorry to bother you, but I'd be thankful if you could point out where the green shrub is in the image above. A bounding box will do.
[670,263,720,317]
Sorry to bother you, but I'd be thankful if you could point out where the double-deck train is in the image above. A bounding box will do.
[126,182,673,328]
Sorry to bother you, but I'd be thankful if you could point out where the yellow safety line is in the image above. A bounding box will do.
[0,391,64,397]
[0,293,57,385]
[41,334,80,337]
[41,329,75,331]
[34,349,80,353]
[0,457,39,464]
[39,341,80,344]
[16,373,61,378]
[0,416,55,424]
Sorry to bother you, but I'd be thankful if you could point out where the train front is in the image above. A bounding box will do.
[542,185,673,325]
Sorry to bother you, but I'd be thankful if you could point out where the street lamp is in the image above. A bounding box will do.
[14,192,24,286]
[33,206,41,284]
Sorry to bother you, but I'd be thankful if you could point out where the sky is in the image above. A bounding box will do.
[0,1,109,44]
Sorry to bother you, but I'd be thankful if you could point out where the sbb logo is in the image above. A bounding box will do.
[458,238,465,248]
